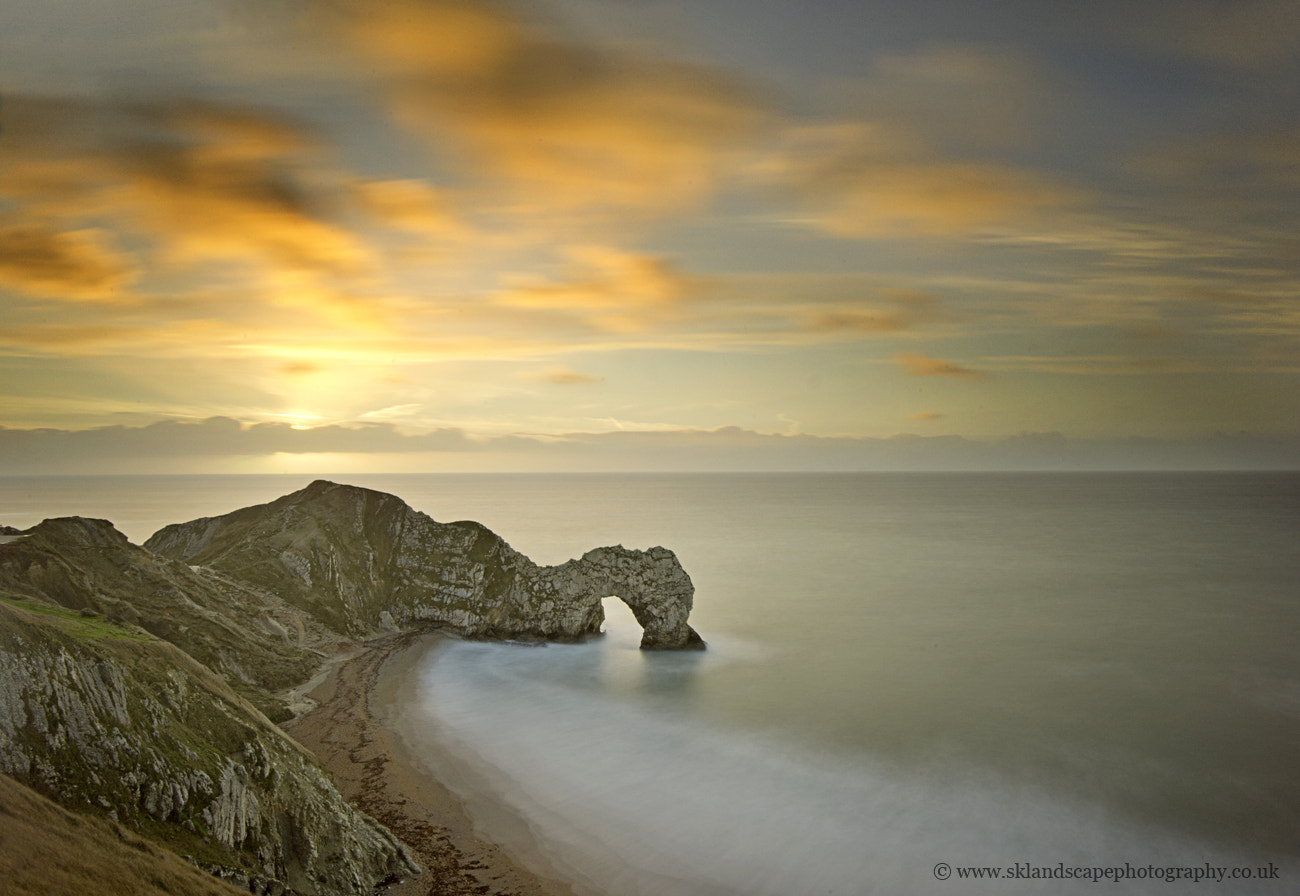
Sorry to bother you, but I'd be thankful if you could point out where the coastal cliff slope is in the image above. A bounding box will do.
[0,479,703,895]
[0,516,331,718]
[0,598,418,895]
[146,479,703,649]
[0,771,251,896]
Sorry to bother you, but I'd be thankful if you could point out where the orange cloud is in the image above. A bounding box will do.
[829,163,1074,237]
[0,97,374,280]
[320,0,767,214]
[350,178,469,237]
[0,222,137,301]
[114,111,370,275]
[806,288,944,334]
[761,121,1081,238]
[0,95,428,344]
[526,367,604,385]
[280,361,324,377]
[809,310,908,333]
[497,247,700,331]
[0,318,241,355]
[894,354,988,379]
[804,161,1075,238]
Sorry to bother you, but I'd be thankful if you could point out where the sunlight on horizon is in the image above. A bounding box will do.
[0,0,1295,472]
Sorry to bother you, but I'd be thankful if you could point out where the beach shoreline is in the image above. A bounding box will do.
[280,629,580,896]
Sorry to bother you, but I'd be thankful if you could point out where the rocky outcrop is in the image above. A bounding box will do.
[0,480,702,895]
[147,480,704,649]
[524,545,704,649]
[0,517,328,701]
[0,598,418,895]
[0,772,250,896]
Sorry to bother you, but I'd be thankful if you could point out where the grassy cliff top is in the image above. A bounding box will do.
[0,773,249,896]
[0,593,153,642]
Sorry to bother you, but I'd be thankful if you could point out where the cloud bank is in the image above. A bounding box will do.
[1,418,1296,474]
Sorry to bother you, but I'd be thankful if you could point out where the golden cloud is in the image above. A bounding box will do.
[0,323,144,350]
[0,222,138,301]
[803,161,1076,238]
[350,178,469,237]
[320,0,767,214]
[0,97,374,280]
[0,318,240,355]
[893,354,988,379]
[0,95,432,351]
[525,366,604,385]
[761,122,1082,238]
[496,246,700,331]
[280,361,324,376]
[808,310,908,333]
[805,288,943,334]
[114,110,370,275]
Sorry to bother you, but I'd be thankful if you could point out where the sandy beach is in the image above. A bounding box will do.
[280,630,580,896]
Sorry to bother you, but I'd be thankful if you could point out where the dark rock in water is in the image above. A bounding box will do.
[146,479,705,650]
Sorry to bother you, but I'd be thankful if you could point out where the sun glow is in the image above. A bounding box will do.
[276,411,327,430]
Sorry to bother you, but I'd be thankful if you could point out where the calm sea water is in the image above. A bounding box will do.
[3,472,1298,894]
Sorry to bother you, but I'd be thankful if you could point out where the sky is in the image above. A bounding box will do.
[1,0,1297,472]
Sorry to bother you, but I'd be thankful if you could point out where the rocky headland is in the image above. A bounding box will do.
[145,479,702,650]
[0,480,703,896]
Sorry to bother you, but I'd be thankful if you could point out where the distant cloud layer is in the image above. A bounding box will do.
[1,418,1296,474]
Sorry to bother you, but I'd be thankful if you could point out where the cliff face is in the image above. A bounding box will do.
[0,517,327,707]
[0,599,417,895]
[147,479,704,649]
[0,772,250,896]
[0,478,702,895]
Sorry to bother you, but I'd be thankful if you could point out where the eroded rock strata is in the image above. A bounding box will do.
[0,600,418,895]
[0,479,703,896]
[146,479,704,649]
[0,516,330,719]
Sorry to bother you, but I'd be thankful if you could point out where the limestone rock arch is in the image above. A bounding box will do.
[543,546,705,650]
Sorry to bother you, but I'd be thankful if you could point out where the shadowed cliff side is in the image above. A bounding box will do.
[0,598,418,895]
[0,772,251,896]
[146,479,704,650]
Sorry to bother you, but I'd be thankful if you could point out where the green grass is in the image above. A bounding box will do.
[0,594,153,641]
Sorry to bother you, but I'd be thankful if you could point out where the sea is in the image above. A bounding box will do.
[2,472,1298,894]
